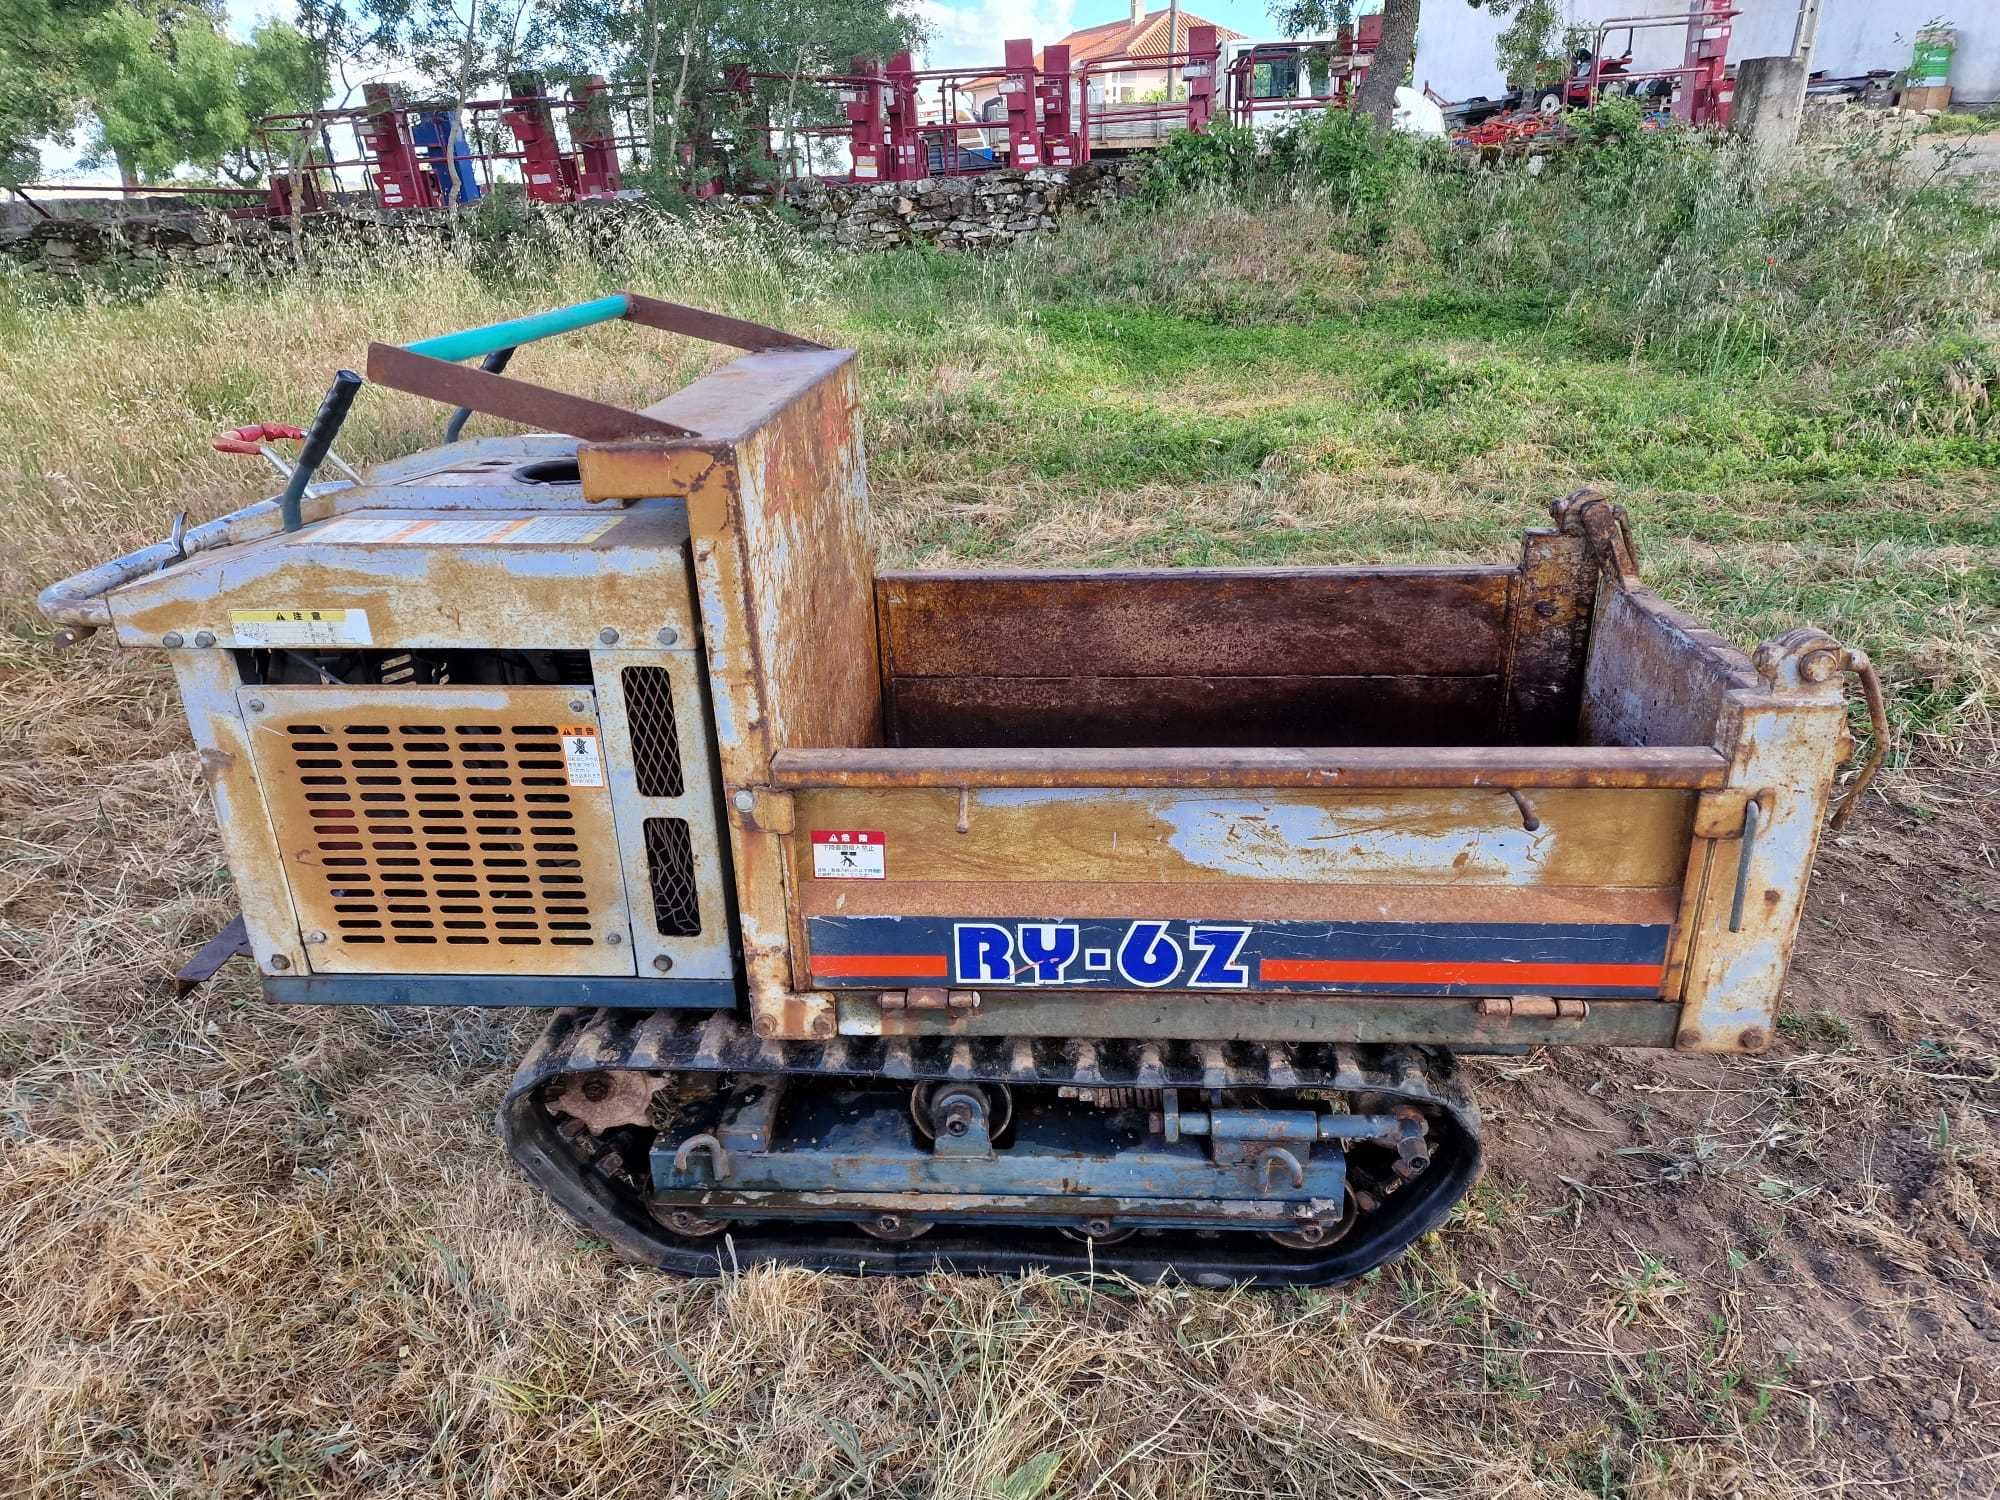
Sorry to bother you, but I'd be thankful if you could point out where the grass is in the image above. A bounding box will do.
[1,126,1997,1496]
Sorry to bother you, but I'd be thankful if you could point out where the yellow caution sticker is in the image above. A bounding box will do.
[228,608,372,647]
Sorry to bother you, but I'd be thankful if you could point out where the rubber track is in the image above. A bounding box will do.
[499,1008,1484,1288]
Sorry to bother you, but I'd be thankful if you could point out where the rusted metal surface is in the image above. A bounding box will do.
[240,684,638,976]
[101,501,697,653]
[839,991,1682,1046]
[1673,628,1855,1052]
[888,673,1505,749]
[1501,523,1598,743]
[787,785,1697,888]
[577,348,877,1040]
[770,745,1729,790]
[621,295,828,353]
[174,913,251,995]
[875,567,1512,680]
[172,653,310,978]
[548,1068,660,1132]
[366,343,694,441]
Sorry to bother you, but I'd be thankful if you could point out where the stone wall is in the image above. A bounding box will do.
[790,160,1150,250]
[0,162,1152,284]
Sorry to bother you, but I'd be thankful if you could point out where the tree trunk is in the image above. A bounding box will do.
[1354,0,1418,132]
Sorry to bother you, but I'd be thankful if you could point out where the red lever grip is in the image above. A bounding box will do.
[226,423,306,442]
[213,438,265,454]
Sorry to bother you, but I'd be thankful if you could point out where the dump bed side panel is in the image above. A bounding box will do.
[786,784,1699,1011]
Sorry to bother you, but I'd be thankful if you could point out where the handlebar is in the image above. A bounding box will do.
[405,294,633,364]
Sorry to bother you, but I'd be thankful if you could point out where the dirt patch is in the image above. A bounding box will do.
[1460,753,1999,1491]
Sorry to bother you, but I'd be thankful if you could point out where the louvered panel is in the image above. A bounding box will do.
[243,685,636,976]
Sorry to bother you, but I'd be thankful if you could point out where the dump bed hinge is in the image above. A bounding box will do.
[1475,995,1589,1022]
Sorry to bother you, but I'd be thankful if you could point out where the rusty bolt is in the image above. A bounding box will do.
[193,630,217,648]
[268,954,291,970]
[1739,1027,1768,1051]
[1676,1028,1702,1050]
[1534,601,1556,618]
[598,627,620,645]
[752,1017,777,1038]
[580,1074,612,1101]
[811,1014,836,1038]
[246,698,266,713]
[1799,649,1839,684]
[657,626,679,647]
[161,632,185,648]
[567,698,587,713]
[652,954,674,972]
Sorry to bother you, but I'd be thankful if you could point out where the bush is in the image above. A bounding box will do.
[1143,124,1265,203]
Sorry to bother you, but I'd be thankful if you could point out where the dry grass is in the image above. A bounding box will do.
[2,213,1996,1497]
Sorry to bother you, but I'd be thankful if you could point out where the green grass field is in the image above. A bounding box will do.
[1,126,1995,1497]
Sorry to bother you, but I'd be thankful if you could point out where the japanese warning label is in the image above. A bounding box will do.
[559,724,605,787]
[229,608,371,647]
[811,829,886,879]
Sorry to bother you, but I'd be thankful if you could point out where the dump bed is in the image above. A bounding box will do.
[568,347,1878,1060]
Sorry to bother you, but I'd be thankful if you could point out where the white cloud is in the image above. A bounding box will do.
[913,0,1082,71]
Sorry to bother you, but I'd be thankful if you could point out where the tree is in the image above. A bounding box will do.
[1269,0,1419,133]
[0,0,324,185]
[1469,0,1563,91]
[530,0,924,187]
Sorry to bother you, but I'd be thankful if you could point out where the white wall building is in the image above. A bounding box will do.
[1414,2,1995,108]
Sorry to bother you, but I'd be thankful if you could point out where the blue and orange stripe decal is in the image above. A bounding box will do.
[807,915,1670,998]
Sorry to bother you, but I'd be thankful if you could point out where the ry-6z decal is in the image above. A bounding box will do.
[806,916,1672,998]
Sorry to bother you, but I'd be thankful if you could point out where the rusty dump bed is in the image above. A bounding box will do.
[42,299,1885,1284]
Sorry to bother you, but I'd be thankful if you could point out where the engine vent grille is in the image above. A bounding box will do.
[643,817,702,935]
[247,687,634,976]
[623,666,685,797]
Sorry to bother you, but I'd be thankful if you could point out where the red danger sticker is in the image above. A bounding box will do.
[811,829,885,879]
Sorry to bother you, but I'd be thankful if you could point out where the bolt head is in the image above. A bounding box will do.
[657,626,679,647]
[752,1017,777,1038]
[268,954,291,971]
[605,931,623,946]
[732,789,755,813]
[1739,1026,1768,1051]
[1800,649,1838,684]
[192,630,217,648]
[302,930,327,945]
[246,698,266,713]
[652,953,675,973]
[568,698,587,713]
[598,627,620,645]
[161,632,185,648]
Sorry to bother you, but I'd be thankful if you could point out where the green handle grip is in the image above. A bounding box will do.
[405,294,632,363]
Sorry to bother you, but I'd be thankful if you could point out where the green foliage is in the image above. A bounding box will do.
[1143,124,1265,202]
[0,1,322,184]
[527,0,924,190]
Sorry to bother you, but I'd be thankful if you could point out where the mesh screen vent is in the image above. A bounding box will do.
[643,817,701,936]
[287,719,597,949]
[623,666,685,798]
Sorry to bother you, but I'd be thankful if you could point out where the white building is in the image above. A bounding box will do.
[1415,2,1995,109]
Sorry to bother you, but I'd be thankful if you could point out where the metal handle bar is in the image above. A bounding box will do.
[280,370,364,532]
[1830,650,1891,830]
